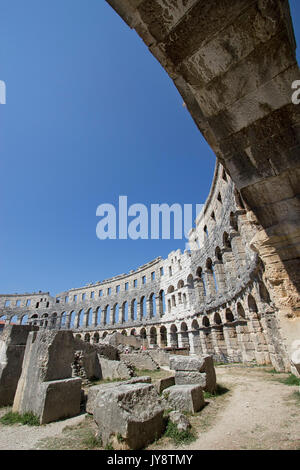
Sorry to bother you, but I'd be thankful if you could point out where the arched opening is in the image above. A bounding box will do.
[105,305,110,325]
[77,309,84,328]
[159,290,166,316]
[206,258,218,295]
[50,313,57,328]
[150,326,157,346]
[20,314,28,325]
[170,324,178,348]
[180,322,190,349]
[140,296,147,319]
[213,312,227,359]
[122,301,128,322]
[69,311,76,328]
[187,274,194,288]
[196,267,206,301]
[86,308,93,327]
[95,306,101,325]
[93,332,99,343]
[191,319,202,354]
[131,299,137,321]
[236,302,254,362]
[202,316,214,355]
[130,328,136,336]
[160,326,167,348]
[149,293,156,317]
[259,282,271,304]
[225,308,239,359]
[84,333,90,343]
[60,311,67,328]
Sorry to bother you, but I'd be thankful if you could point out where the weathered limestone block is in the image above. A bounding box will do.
[170,354,217,393]
[86,376,151,415]
[98,356,133,380]
[169,355,207,372]
[0,325,38,406]
[34,378,82,424]
[162,385,205,413]
[94,383,165,450]
[13,330,82,424]
[175,370,207,387]
[73,337,119,361]
[148,349,170,367]
[72,350,102,383]
[290,341,300,378]
[201,355,217,393]
[103,331,142,350]
[120,352,159,371]
[155,376,175,394]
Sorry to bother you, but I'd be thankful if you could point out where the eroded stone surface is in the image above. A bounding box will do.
[162,384,205,413]
[94,383,164,449]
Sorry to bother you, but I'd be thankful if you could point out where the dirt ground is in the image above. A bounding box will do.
[0,365,299,450]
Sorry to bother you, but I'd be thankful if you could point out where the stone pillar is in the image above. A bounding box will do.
[188,331,195,354]
[199,329,208,355]
[155,296,161,319]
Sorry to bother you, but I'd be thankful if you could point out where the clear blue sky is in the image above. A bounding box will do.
[0,1,299,295]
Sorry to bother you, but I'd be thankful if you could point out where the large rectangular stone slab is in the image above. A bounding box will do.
[13,330,82,424]
[162,384,204,413]
[38,378,82,424]
[0,325,38,406]
[155,376,175,394]
[169,355,207,372]
[175,370,207,387]
[86,376,151,415]
[94,383,164,450]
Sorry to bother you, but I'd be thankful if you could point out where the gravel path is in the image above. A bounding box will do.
[0,410,87,450]
[160,366,300,450]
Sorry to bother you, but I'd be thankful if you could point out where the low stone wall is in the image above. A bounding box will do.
[120,352,159,371]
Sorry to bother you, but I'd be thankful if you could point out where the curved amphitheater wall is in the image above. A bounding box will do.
[1,162,297,372]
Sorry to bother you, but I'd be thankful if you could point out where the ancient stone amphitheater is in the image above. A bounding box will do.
[0,0,299,376]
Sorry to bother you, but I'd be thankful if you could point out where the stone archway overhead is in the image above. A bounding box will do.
[106,0,300,318]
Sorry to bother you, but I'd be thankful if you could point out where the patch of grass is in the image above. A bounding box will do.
[0,411,21,425]
[88,377,122,386]
[164,419,196,446]
[105,442,114,450]
[117,433,125,443]
[82,431,102,449]
[278,374,300,386]
[0,411,40,426]
[264,368,282,374]
[203,384,230,399]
